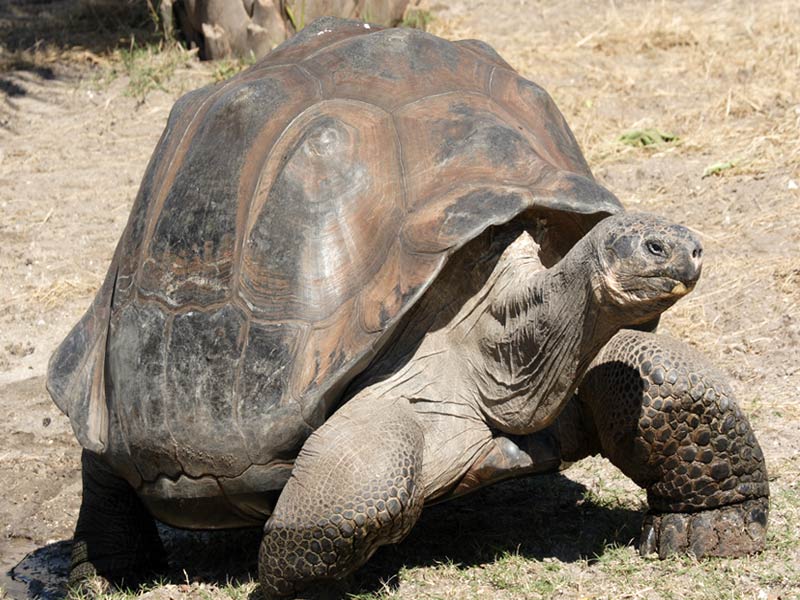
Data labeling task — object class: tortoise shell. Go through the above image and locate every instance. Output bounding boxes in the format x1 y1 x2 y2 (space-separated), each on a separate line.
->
48 17 622 522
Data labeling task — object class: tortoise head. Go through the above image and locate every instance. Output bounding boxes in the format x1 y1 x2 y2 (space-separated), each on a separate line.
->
589 213 703 323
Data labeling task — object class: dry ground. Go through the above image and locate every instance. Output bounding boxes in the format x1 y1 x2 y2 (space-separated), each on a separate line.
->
1 0 798 598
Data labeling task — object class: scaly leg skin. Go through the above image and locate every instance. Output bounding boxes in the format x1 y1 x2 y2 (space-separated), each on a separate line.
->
69 450 167 592
258 398 425 599
575 330 769 558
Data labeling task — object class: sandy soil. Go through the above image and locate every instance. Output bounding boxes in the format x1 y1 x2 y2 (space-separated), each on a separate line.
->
1 0 798 598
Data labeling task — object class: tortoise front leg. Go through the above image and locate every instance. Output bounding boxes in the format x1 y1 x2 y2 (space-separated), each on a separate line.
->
576 330 769 558
258 397 425 599
70 450 167 590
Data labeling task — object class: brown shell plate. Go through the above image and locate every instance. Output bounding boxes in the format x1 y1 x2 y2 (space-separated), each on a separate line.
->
47 17 622 509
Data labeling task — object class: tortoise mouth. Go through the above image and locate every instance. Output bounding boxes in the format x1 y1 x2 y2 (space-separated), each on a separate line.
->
639 275 697 299
666 279 694 297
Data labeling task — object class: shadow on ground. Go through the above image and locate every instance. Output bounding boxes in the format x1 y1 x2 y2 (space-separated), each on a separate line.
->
2 472 643 599
0 0 158 58
0 1 159 127
354 472 643 595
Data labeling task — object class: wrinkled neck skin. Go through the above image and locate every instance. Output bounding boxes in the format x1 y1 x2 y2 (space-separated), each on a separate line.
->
463 233 625 435
358 228 631 439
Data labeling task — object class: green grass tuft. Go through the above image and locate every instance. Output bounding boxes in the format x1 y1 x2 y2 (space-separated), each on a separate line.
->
619 128 679 146
702 160 736 177
211 54 257 83
113 38 189 102
402 9 434 30
285 1 308 32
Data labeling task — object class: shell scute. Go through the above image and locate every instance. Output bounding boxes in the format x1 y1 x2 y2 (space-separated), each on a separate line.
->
239 320 312 464
302 27 494 109
394 93 550 206
402 186 528 255
137 73 300 308
241 99 404 323
114 87 209 309
107 301 176 482
357 242 441 334
165 304 249 478
490 69 592 176
293 295 377 425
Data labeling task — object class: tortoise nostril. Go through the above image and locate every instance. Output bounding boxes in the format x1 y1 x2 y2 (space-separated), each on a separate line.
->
692 245 703 260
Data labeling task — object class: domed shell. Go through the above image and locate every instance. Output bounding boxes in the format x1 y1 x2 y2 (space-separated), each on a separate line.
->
48 17 622 513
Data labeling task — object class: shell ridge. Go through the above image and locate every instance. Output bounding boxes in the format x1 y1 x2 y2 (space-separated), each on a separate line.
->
297 23 382 66
387 111 410 211
136 84 233 294
293 63 325 98
392 89 491 114
486 65 497 98
136 64 301 302
453 38 516 72
141 455 297 484
230 65 324 304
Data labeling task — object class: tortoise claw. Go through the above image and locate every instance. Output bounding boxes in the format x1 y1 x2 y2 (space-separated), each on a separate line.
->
67 568 112 599
640 497 769 559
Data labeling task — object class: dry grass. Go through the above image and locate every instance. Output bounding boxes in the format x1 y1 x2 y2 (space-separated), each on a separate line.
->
429 0 800 175
30 280 101 311
108 41 198 102
2 2 798 599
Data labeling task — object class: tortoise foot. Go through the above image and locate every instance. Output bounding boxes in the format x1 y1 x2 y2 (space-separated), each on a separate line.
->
69 539 167 591
70 451 168 590
640 496 768 559
259 398 424 599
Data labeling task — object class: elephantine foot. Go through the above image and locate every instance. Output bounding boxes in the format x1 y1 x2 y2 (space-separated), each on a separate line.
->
67 569 112 599
640 497 768 559
69 451 168 590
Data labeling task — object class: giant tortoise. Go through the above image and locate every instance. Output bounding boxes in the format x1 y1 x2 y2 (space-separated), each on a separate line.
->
48 17 769 598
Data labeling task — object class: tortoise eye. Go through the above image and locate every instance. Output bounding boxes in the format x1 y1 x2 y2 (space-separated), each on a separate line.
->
646 240 668 257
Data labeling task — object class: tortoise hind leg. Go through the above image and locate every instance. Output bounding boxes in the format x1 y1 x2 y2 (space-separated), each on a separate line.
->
258 397 424 599
70 450 167 590
576 329 769 558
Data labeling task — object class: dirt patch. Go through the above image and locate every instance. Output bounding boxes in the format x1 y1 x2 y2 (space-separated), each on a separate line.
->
1 0 798 598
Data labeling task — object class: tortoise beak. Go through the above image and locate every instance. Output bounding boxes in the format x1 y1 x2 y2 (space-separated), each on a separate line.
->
670 281 692 297
670 237 703 294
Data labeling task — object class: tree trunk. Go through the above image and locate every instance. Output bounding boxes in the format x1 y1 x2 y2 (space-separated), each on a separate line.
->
161 0 420 60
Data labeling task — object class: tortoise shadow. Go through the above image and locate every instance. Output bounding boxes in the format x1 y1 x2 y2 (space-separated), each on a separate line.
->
353 472 643 594
158 471 644 596
1 473 643 599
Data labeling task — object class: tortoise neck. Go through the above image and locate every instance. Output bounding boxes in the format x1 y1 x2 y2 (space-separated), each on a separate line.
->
472 234 620 435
